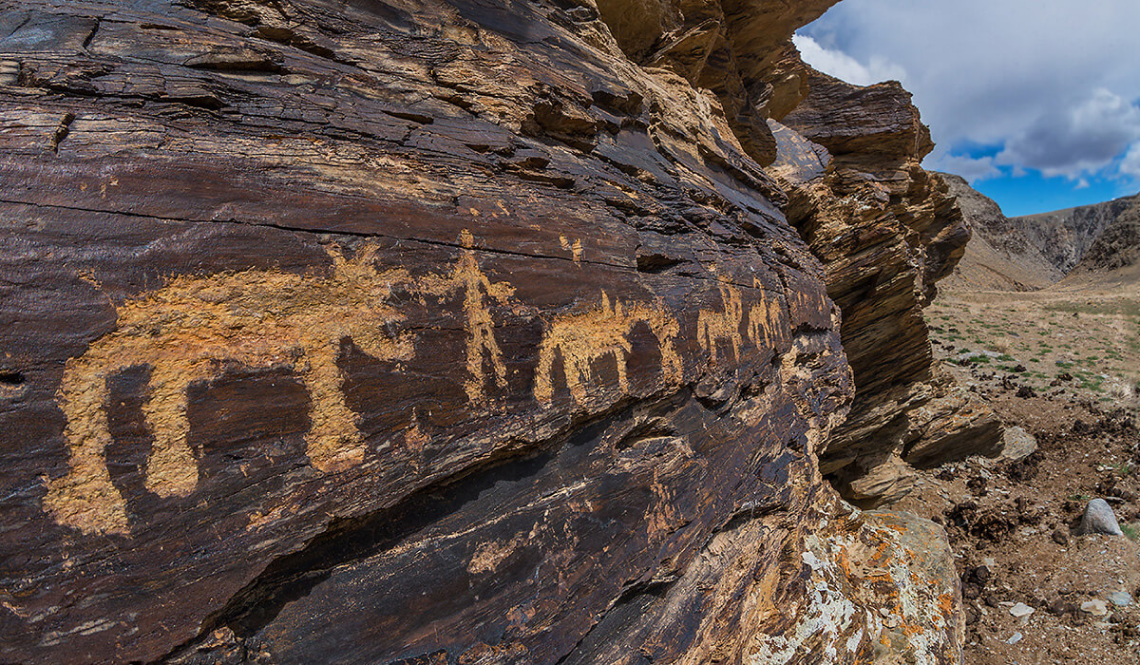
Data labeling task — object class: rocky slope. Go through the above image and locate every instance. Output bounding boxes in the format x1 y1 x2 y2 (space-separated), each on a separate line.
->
938 175 1140 292
0 0 965 662
938 174 1061 291
1068 195 1140 280
1013 194 1138 275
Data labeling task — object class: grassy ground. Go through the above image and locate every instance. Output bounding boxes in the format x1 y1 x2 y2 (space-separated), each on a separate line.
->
927 289 1140 403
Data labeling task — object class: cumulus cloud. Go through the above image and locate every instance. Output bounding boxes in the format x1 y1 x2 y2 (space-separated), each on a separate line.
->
791 34 906 87
798 0 1140 183
927 153 999 183
1119 143 1140 179
995 89 1140 178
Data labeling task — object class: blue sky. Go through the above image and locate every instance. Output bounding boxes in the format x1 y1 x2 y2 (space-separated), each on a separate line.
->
794 0 1140 217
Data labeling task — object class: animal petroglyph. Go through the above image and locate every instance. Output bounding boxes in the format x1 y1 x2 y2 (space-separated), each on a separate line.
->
747 278 785 350
535 292 682 406
697 278 745 364
420 230 515 404
44 245 413 535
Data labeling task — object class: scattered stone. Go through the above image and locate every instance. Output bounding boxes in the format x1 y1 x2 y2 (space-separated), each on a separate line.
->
1108 591 1133 607
1016 385 1036 399
1076 498 1124 536
1005 632 1023 645
1001 426 1038 462
1081 600 1109 616
1009 602 1035 618
1051 528 1070 546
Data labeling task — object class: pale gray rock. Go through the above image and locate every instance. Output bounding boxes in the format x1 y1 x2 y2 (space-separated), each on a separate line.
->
1108 591 1133 607
1009 602 1034 618
1077 499 1124 536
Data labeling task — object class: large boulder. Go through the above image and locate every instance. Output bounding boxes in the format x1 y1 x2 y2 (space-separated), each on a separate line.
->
771 71 1001 503
0 0 962 662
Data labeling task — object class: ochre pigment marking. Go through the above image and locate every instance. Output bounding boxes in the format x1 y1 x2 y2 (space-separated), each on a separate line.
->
44 245 413 535
420 230 514 404
747 278 784 350
697 277 744 364
559 235 583 263
534 292 681 406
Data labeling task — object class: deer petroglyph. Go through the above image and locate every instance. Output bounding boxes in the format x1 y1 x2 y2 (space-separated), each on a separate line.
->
535 292 682 406
44 244 413 535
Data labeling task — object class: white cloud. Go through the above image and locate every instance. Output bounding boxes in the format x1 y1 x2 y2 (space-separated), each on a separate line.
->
791 34 906 87
1120 142 1140 179
798 0 1140 183
927 153 999 183
995 89 1140 179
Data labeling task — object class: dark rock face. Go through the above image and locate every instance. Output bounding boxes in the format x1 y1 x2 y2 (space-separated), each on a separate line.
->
0 0 963 662
771 71 1000 503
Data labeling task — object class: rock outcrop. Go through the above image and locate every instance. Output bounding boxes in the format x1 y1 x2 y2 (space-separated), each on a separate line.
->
0 0 964 662
1014 194 1138 275
1070 195 1140 277
768 71 1000 503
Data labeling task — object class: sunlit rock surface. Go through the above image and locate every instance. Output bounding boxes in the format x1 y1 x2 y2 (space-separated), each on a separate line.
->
770 70 1001 504
0 1 962 662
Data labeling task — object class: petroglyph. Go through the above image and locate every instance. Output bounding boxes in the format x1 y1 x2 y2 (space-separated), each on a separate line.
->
420 230 515 404
44 245 413 535
747 278 785 350
42 229 785 538
697 277 745 364
535 292 682 406
559 235 583 263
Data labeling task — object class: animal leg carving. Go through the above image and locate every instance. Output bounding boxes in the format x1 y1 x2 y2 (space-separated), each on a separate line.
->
143 360 213 498
44 356 129 535
301 340 365 472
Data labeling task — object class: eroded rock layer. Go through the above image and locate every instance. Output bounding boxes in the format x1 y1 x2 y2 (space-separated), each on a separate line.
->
0 0 961 662
769 70 1000 503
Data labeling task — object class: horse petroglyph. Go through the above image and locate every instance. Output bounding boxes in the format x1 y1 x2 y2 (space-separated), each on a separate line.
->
44 245 413 535
534 292 682 406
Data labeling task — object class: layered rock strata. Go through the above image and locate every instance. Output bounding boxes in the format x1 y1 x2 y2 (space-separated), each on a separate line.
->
0 0 962 662
768 71 1001 503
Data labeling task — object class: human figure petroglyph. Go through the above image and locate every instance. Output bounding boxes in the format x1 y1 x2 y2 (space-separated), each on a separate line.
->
419 230 515 404
534 292 682 406
44 245 413 535
697 277 745 364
